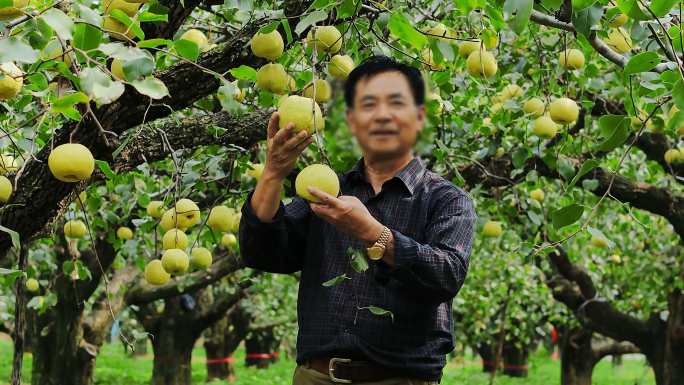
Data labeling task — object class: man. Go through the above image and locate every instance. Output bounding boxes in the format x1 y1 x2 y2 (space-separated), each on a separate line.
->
239 55 476 385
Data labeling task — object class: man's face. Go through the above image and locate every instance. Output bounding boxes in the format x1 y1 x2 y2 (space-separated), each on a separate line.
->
346 72 426 161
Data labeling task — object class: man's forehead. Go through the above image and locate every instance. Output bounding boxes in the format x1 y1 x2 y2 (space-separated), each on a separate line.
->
355 71 412 97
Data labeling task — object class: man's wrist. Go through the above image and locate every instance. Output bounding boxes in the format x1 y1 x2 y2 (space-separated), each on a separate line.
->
361 221 385 248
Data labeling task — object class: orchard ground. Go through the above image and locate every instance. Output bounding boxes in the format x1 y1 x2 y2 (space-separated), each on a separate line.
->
0 336 655 385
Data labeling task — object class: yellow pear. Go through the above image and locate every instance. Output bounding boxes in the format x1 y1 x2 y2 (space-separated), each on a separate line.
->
480 29 498 49
286 75 296 92
162 249 189 275
123 0 153 4
668 106 684 134
458 40 484 59
500 84 523 99
609 254 621 264
26 278 39 292
303 79 331 104
161 209 187 232
146 201 166 218
218 80 246 103
328 55 355 79
246 163 264 181
251 30 284 61
103 16 140 41
465 51 497 78
277 94 289 108
163 228 188 250
591 236 608 249
559 49 585 70
0 62 23 100
524 98 545 116
64 220 87 238
278 95 324 135
664 149 683 164
256 63 287 94
530 188 544 202
0 175 11 202
78 191 86 204
295 164 339 203
42 47 73 70
483 221 502 236
602 28 632 53
201 43 217 53
0 155 19 174
180 29 208 46
144 259 170 285
110 59 125 80
231 213 241 232
533 116 558 139
421 49 446 70
48 143 95 182
609 13 628 28
0 0 28 20
117 227 133 240
190 247 212 269
173 199 200 228
424 23 453 42
307 26 342 53
221 233 237 247
206 206 235 232
103 0 139 16
549 98 579 125
496 147 505 157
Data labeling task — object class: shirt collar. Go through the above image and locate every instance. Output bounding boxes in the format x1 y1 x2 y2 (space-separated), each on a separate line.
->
345 156 425 195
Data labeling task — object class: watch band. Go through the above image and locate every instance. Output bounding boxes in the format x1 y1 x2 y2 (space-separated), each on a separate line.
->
375 226 391 248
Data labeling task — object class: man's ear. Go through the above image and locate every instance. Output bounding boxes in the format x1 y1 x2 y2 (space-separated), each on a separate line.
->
416 105 427 133
346 108 356 136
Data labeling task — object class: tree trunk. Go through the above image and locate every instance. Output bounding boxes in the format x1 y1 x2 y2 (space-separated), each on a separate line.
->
502 341 529 378
204 317 236 382
559 327 594 385
131 337 148 357
245 329 272 369
475 341 497 373
658 289 684 385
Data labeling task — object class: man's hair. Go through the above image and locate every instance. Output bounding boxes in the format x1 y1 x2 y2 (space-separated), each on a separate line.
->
343 55 425 108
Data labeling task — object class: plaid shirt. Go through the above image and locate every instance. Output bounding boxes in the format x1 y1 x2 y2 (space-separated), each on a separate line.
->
239 157 476 382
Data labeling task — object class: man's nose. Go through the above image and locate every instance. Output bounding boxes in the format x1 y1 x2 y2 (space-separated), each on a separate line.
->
374 102 392 122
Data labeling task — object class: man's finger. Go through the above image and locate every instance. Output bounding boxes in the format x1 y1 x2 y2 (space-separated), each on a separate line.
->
273 122 296 144
284 130 309 151
307 186 340 207
267 112 280 140
296 136 315 152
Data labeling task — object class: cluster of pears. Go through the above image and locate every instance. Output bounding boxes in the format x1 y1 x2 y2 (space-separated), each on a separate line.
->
602 13 632 53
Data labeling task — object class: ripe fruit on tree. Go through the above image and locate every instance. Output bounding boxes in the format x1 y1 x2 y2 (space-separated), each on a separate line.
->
424 23 453 42
246 163 264 181
77 191 86 204
466 51 497 78
117 227 133 240
427 93 443 114
295 164 340 203
65 220 87 238
524 98 545 116
559 49 585 70
232 213 241 232
103 0 139 16
303 79 331 104
307 26 342 53
145 259 170 285
329 55 354 79
668 106 684 134
610 254 621 264
0 0 28 20
549 98 579 125
103 16 140 41
146 201 166 218
664 149 683 164
162 249 189 275
421 49 445 70
180 29 208 47
173 199 201 228
458 40 484 59
48 143 95 182
207 206 235 232
123 0 153 4
500 84 523 100
609 13 628 28
0 62 23 100
0 176 12 202
530 188 544 202
286 75 296 92
278 95 325 135
496 147 504 157
591 236 608 249
161 209 188 232
603 28 632 53
26 278 39 292
533 116 558 139
0 155 19 175
44 48 72 70
257 63 287 94
190 247 212 269
483 221 502 236
201 43 217 53
111 59 125 80
163 228 189 250
221 233 237 247
250 30 284 61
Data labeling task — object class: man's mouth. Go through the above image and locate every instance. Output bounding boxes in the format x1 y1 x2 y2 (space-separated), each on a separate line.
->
370 129 398 136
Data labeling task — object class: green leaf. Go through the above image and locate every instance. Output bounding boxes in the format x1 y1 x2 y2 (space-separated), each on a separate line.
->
137 193 151 208
51 92 89 114
512 148 529 169
294 10 328 36
582 179 599 191
456 0 477 16
121 55 155 81
0 268 24 278
322 274 350 287
0 225 19 249
94 160 116 179
138 12 168 22
230 65 257 82
527 211 543 225
650 0 679 17
258 21 280 34
571 0 596 11
41 9 75 40
595 115 630 152
73 24 104 61
620 202 651 234
624 52 661 75
616 0 652 21
368 306 394 322
76 260 92 280
282 18 293 45
568 159 599 190
73 4 103 27
0 36 41 63
485 6 506 32
174 39 199 61
571 3 603 37
347 247 369 273
337 0 359 18
551 204 584 230
668 111 684 133
137 39 173 48
673 80 684 111
92 81 125 106
62 260 75 275
587 226 616 250
131 77 169 99
389 13 427 49
558 158 575 181
503 0 533 35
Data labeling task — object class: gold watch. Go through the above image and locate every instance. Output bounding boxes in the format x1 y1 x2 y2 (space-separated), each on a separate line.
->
367 226 391 260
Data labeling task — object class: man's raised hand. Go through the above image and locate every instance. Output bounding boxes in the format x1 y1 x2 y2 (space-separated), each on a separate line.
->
264 112 314 181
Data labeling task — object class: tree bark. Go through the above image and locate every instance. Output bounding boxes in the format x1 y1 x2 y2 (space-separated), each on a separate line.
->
476 341 497 373
245 329 272 369
203 305 251 382
502 341 529 378
559 327 594 385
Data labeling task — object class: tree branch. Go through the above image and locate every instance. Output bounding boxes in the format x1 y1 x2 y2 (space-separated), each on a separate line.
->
592 341 641 363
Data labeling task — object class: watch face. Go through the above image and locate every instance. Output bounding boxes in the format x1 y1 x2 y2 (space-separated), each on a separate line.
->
368 247 383 260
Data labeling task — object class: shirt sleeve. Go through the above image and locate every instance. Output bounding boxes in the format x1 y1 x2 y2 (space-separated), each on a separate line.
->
238 191 311 274
375 192 476 304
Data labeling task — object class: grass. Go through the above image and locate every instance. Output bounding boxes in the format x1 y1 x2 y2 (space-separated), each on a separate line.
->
0 339 655 384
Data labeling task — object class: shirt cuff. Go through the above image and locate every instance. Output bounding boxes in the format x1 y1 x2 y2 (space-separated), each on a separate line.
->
240 191 287 230
374 230 417 285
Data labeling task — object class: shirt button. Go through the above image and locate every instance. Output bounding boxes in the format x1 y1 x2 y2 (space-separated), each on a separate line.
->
350 295 356 300
344 327 350 332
